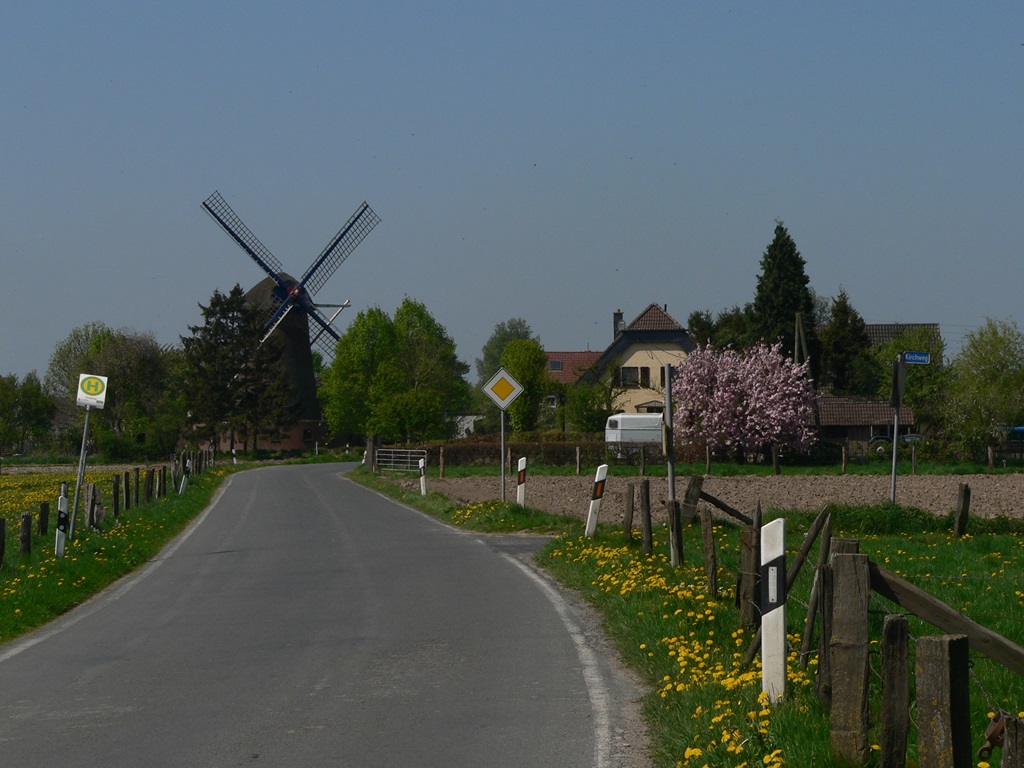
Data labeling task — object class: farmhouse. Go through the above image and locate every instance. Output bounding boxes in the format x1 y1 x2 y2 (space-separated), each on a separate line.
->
566 304 696 414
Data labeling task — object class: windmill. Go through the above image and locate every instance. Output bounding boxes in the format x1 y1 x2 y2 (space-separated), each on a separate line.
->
201 190 380 423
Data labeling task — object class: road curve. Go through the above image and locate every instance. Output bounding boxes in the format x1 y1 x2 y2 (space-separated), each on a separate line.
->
0 463 642 767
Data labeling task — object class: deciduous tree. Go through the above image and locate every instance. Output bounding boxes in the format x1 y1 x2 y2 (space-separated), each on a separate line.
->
475 318 534 387
322 299 470 443
499 338 549 433
672 343 816 465
564 380 616 434
44 322 182 457
945 318 1024 457
869 325 948 433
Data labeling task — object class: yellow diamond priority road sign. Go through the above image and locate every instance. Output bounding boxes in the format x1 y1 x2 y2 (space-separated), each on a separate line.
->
484 367 523 410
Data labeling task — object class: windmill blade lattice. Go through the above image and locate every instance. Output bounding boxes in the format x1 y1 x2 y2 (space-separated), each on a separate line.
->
300 202 380 295
201 191 286 284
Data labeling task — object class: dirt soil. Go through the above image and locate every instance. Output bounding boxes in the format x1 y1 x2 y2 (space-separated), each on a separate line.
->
429 472 1024 525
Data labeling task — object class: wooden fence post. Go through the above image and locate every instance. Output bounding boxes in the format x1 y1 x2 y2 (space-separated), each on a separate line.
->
1003 716 1023 768
880 614 910 768
123 470 131 510
20 513 32 555
829 552 871 765
954 483 970 538
623 482 635 543
112 474 121 518
737 527 760 628
640 478 652 555
0 518 5 565
916 634 971 768
816 562 833 708
800 512 832 668
681 475 702 526
134 467 140 507
674 475 703 566
699 506 718 598
439 446 445 479
38 501 49 536
83 482 94 528
817 539 859 708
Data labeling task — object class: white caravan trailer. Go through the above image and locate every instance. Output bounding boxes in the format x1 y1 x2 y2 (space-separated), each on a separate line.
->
605 413 664 455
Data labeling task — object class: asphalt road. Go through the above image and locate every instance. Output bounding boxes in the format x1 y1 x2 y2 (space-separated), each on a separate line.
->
0 463 635 767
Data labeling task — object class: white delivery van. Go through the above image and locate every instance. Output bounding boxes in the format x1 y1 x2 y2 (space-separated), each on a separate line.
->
605 413 665 455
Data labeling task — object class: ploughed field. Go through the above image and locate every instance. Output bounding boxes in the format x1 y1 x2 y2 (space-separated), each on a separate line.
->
427 472 1024 525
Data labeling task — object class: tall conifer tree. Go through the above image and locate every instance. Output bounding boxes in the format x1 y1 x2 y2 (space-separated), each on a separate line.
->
751 222 819 378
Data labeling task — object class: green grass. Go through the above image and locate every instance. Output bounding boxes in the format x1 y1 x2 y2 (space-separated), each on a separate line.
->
357 465 1024 768
353 467 585 535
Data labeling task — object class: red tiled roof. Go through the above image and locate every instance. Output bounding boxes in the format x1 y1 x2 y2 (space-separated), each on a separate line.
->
624 303 684 333
546 351 602 384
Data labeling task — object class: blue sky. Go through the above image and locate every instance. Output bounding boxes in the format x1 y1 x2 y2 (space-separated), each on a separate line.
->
3 2 1022 380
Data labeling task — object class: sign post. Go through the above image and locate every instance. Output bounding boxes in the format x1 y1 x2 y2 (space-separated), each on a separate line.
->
483 368 523 502
664 364 682 567
890 352 930 503
70 375 108 539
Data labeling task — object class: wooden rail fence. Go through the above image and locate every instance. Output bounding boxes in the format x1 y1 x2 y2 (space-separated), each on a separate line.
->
620 475 1023 768
1 449 215 567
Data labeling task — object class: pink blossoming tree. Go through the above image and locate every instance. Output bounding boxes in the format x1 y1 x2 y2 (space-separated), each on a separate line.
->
672 342 817 466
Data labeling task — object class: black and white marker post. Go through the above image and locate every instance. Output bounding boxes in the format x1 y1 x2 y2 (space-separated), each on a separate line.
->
419 458 427 496
516 457 527 506
584 464 609 538
760 517 787 703
55 482 69 558
178 459 191 495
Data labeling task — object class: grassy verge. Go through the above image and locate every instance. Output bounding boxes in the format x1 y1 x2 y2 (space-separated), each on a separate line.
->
0 464 237 645
353 465 1024 768
353 467 586 536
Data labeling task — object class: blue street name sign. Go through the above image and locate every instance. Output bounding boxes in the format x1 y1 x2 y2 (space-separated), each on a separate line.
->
903 351 931 365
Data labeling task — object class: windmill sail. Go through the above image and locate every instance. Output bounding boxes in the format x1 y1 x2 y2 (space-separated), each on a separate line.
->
202 192 286 284
300 202 380 295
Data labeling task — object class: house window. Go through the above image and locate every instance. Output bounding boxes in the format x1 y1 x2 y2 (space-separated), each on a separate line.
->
619 366 650 388
549 360 563 371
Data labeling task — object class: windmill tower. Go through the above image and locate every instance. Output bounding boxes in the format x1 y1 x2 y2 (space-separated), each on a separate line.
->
201 191 380 439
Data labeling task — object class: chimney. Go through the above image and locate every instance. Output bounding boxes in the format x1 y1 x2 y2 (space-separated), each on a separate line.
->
613 309 624 339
